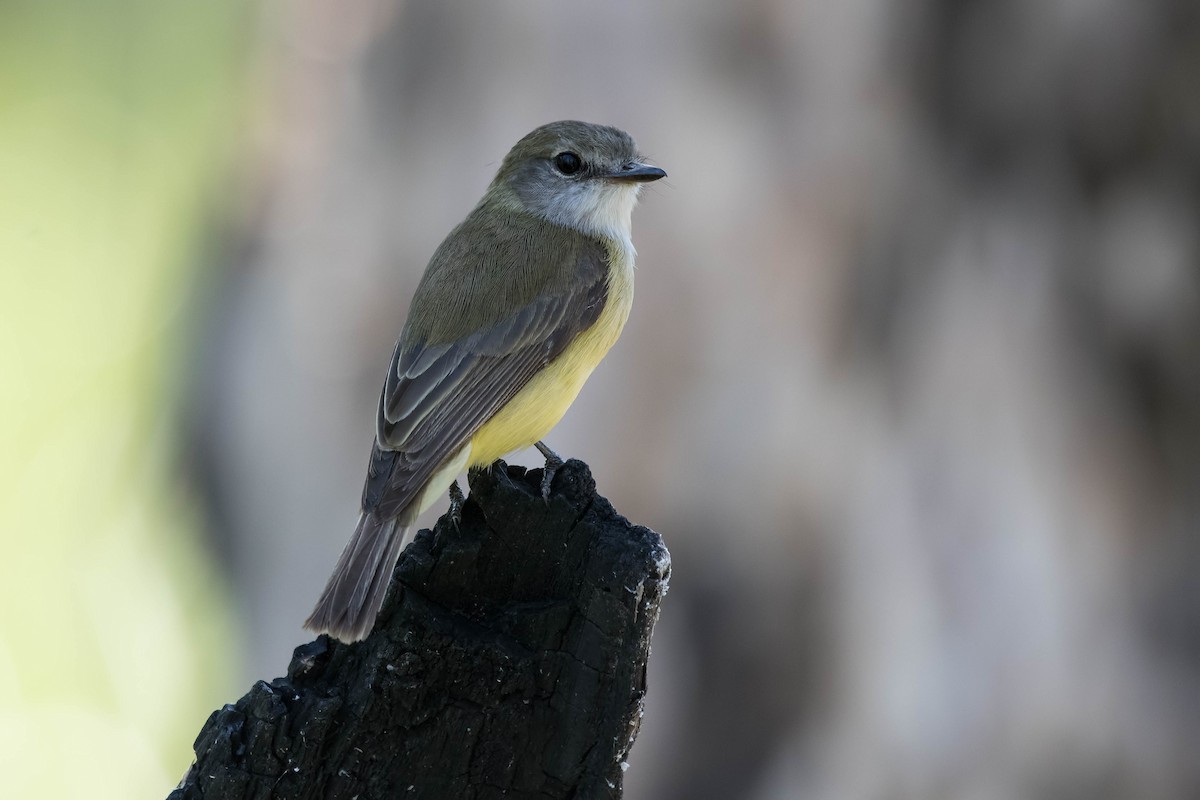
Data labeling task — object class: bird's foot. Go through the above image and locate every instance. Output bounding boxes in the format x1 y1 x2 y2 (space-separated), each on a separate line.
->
467 462 496 484
534 440 563 502
448 479 465 530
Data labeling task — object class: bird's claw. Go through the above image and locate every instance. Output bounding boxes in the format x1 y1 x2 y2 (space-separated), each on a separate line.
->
534 440 563 503
448 479 465 530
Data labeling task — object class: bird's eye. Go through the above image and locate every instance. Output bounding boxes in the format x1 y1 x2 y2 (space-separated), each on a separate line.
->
553 152 583 175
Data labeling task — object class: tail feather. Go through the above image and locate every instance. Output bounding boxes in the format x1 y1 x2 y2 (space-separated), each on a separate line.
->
304 513 414 642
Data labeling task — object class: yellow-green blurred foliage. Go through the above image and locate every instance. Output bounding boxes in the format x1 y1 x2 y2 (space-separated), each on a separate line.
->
0 2 252 794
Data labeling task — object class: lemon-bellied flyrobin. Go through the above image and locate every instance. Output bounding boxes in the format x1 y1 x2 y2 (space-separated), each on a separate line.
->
304 121 666 642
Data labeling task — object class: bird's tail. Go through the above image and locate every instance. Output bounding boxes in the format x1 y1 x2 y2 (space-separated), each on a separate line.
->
304 513 413 642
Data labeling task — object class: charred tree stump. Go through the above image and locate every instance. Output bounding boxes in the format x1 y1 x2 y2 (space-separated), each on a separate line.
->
170 459 670 800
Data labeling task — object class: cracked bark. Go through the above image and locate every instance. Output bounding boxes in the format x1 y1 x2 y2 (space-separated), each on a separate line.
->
170 459 670 800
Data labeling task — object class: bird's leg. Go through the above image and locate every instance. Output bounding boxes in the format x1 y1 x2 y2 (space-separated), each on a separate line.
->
534 440 563 502
448 479 465 530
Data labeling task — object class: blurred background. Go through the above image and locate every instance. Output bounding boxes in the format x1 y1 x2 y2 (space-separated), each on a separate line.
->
2 0 1198 797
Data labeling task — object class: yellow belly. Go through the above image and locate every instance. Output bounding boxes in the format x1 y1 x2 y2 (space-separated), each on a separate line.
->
468 245 633 466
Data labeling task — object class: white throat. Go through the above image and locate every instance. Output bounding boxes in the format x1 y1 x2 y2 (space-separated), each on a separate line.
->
545 182 640 252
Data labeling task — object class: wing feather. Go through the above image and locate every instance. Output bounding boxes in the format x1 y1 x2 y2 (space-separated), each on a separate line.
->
360 230 609 522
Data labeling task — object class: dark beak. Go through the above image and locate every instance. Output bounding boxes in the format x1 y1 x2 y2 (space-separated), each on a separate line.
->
608 162 667 183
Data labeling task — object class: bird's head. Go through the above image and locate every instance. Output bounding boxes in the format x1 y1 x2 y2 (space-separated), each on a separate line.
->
486 120 666 241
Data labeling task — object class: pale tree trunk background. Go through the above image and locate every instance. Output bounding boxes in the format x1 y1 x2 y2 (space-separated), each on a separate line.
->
186 1 1200 798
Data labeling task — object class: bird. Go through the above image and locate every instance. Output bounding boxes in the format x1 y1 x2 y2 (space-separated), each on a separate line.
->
304 120 666 642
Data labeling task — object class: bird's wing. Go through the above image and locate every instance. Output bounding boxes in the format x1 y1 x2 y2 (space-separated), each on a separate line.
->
360 239 610 520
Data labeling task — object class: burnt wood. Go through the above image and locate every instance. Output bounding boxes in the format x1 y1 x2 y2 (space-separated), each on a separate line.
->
170 459 670 800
